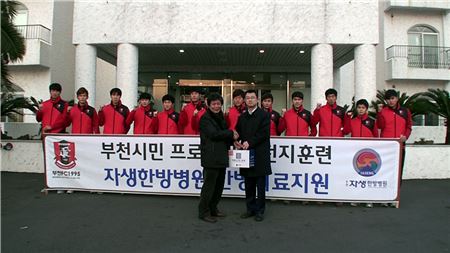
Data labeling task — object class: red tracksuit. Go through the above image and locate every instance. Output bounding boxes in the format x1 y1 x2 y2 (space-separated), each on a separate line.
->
126 105 158 134
98 101 130 134
264 107 282 136
156 109 180 134
226 105 246 130
312 104 345 137
36 97 69 133
67 103 100 134
343 114 378 137
377 105 412 139
179 101 206 135
279 106 317 136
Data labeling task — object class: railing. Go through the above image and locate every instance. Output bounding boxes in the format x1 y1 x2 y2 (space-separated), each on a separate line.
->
386 45 450 69
15 25 51 44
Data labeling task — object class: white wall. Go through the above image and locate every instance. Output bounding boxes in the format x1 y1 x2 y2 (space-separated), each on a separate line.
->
19 0 54 29
95 58 117 109
73 1 378 44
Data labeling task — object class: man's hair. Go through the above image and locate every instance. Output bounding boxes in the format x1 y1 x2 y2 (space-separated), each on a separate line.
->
261 93 273 101
325 88 337 97
385 89 398 99
162 94 175 104
356 99 369 109
292 91 304 100
138 92 152 101
76 87 89 96
110 88 122 96
233 89 245 99
49 83 62 92
207 93 223 106
245 89 258 98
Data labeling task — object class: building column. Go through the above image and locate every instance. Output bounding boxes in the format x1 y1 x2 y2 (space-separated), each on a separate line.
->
75 44 97 106
354 44 377 103
444 11 450 92
311 44 333 109
116 43 139 109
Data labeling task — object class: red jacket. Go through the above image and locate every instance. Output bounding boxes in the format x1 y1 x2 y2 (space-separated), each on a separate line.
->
279 106 317 136
179 101 207 135
377 105 412 139
226 105 247 130
312 103 345 137
67 103 99 134
156 108 180 134
126 105 158 134
36 97 68 133
98 101 130 134
263 107 282 136
343 113 378 138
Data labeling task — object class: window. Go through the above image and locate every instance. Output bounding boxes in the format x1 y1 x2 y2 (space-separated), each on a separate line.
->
407 25 439 68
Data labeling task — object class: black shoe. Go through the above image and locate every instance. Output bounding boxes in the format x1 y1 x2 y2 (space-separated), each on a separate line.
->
211 210 226 218
200 216 217 223
254 214 264 222
240 212 255 219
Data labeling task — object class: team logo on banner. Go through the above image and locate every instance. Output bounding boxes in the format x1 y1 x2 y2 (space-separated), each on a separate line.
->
54 140 77 169
353 149 381 177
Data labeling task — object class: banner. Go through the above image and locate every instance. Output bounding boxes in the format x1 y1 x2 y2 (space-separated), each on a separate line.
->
44 135 401 202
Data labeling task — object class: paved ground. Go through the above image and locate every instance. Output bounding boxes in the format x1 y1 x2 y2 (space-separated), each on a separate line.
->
1 172 449 253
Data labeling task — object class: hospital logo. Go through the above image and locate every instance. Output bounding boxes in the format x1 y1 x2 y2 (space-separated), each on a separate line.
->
54 140 77 169
353 149 381 177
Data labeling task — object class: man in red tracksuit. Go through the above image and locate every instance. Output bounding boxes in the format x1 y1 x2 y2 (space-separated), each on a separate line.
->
343 99 378 138
98 88 130 134
278 91 317 137
36 83 69 134
312 88 345 206
344 98 378 208
261 93 282 136
126 92 157 135
377 89 412 186
155 94 180 134
312 88 345 137
179 88 206 135
67 87 100 134
226 89 246 130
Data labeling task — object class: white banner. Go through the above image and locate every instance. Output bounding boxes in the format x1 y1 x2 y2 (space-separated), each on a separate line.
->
44 135 401 202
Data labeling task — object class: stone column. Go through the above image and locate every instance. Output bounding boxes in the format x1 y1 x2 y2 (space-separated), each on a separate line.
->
311 44 333 109
354 44 377 103
116 43 139 109
74 44 97 106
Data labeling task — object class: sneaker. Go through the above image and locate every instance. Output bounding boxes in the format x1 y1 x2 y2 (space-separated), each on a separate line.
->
350 202 358 207
390 203 397 208
200 216 217 223
302 201 310 205
381 203 389 207
335 202 344 207
240 212 255 219
254 214 264 222
57 190 64 194
211 210 226 218
366 203 373 208
66 190 73 194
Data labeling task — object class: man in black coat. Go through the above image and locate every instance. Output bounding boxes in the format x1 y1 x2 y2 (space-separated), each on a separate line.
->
198 93 239 223
235 90 272 222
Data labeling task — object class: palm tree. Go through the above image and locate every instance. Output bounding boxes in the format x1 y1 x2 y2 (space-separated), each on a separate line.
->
1 0 26 90
412 89 450 144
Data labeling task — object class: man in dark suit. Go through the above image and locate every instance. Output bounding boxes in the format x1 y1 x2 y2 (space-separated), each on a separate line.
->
235 90 272 222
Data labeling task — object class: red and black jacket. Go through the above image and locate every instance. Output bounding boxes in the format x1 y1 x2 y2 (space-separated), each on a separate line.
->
312 103 345 137
98 101 130 134
343 113 378 138
126 105 158 134
263 107 282 136
226 104 247 130
36 96 69 133
179 101 207 135
67 102 100 134
156 108 180 135
279 106 317 136
377 105 412 139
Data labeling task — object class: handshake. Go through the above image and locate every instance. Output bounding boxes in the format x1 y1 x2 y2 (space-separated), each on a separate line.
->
231 130 249 150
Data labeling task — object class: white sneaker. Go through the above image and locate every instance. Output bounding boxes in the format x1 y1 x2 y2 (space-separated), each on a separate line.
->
57 190 64 194
381 203 389 207
366 203 373 208
350 202 358 207
66 190 73 194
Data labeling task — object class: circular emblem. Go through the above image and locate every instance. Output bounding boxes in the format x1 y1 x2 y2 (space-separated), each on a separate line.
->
353 149 382 177
171 114 176 119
